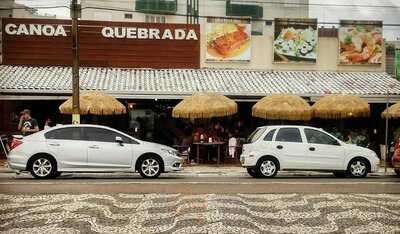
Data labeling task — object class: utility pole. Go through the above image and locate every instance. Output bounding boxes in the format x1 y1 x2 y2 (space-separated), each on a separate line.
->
70 0 81 124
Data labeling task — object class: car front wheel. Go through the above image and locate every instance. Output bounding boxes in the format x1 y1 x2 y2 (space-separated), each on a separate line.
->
138 156 162 178
247 168 259 178
395 169 400 177
30 156 57 179
256 158 278 178
347 158 369 178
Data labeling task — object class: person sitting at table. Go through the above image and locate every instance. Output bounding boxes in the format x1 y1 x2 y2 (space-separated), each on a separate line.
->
212 122 226 141
193 125 208 143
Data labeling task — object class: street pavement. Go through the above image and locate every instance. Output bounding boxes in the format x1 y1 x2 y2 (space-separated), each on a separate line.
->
0 192 399 233
0 170 399 233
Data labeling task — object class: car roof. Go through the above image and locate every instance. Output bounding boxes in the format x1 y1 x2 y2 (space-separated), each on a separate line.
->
258 125 324 131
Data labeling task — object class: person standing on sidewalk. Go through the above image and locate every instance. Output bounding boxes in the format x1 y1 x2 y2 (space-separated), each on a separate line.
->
17 109 39 136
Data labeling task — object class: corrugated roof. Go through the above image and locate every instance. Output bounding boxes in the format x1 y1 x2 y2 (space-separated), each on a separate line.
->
0 65 399 99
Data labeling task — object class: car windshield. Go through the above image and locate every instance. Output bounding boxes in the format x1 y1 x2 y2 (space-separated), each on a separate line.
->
247 128 266 143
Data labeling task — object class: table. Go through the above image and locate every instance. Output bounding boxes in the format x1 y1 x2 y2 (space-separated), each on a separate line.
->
192 141 225 166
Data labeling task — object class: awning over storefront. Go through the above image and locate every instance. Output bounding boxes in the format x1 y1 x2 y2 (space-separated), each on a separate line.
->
0 65 399 103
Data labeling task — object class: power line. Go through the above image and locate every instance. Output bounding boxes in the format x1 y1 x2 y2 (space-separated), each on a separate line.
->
213 0 400 9
0 6 69 10
2 4 400 27
81 6 400 27
13 0 400 9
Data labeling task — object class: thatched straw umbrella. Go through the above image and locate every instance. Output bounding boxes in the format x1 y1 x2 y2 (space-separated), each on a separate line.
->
381 102 400 119
312 94 370 119
252 94 312 121
172 92 237 119
59 91 126 115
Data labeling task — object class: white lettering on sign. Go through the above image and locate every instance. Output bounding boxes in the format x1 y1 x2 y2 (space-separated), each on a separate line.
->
100 26 198 40
5 24 67 36
5 23 198 40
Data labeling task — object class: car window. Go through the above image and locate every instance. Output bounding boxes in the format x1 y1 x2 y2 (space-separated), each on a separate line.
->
304 128 339 146
83 127 136 144
45 127 83 140
264 129 276 141
247 128 266 143
275 128 302 143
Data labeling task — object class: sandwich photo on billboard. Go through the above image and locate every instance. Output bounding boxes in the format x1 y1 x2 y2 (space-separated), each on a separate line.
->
339 20 383 65
206 22 251 61
273 18 318 63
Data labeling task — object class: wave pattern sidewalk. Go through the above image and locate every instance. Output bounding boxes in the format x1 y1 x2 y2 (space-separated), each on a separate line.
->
0 193 399 233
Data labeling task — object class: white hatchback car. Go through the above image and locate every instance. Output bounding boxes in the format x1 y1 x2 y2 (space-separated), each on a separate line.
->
7 124 183 179
241 125 379 178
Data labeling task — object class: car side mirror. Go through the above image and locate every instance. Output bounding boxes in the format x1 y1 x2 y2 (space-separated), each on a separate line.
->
115 136 123 145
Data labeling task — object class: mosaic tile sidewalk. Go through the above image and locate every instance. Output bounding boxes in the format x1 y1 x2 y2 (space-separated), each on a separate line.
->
0 193 399 233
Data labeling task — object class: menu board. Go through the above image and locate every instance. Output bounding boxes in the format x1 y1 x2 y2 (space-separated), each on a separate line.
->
206 22 251 61
338 20 383 65
273 18 318 63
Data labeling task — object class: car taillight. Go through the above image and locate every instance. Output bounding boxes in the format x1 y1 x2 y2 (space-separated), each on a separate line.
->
10 138 23 150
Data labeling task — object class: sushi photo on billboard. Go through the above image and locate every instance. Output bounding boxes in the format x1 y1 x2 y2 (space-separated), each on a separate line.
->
206 22 251 61
396 49 400 81
273 18 318 63
338 20 383 65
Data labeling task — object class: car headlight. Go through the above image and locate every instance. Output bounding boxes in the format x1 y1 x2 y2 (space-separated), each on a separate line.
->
161 148 179 157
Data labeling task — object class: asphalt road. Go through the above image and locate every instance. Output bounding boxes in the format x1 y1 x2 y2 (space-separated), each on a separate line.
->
0 172 399 194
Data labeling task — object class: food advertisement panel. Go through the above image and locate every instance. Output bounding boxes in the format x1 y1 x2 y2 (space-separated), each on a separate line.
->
338 20 383 65
273 18 318 63
206 22 251 61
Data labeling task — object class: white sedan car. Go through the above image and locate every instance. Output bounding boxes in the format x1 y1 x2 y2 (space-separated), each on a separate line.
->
7 124 183 179
241 125 379 178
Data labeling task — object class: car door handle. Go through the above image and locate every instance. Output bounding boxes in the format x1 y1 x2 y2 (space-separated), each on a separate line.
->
277 145 283 149
49 143 60 146
89 145 99 149
309 147 316 151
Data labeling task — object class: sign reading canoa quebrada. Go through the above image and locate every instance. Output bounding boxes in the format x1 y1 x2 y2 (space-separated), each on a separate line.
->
2 18 200 68
5 23 199 41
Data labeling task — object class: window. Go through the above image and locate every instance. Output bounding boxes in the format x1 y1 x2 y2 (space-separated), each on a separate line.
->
45 127 83 141
304 129 339 146
124 13 133 19
247 128 266 143
264 129 276 141
145 14 166 23
83 127 136 144
275 128 302 143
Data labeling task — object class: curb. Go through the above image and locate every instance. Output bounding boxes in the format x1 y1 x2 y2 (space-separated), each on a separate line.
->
0 167 396 177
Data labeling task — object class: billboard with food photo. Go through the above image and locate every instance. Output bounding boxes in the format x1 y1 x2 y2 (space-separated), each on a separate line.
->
339 20 383 65
206 22 251 61
273 18 318 63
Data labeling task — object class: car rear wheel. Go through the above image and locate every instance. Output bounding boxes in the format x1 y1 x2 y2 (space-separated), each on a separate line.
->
138 157 162 178
247 168 259 178
347 158 369 178
395 169 400 177
256 157 278 178
30 156 57 179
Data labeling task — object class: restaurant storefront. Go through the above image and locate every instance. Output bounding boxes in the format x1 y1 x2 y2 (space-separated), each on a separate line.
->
1 18 400 163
